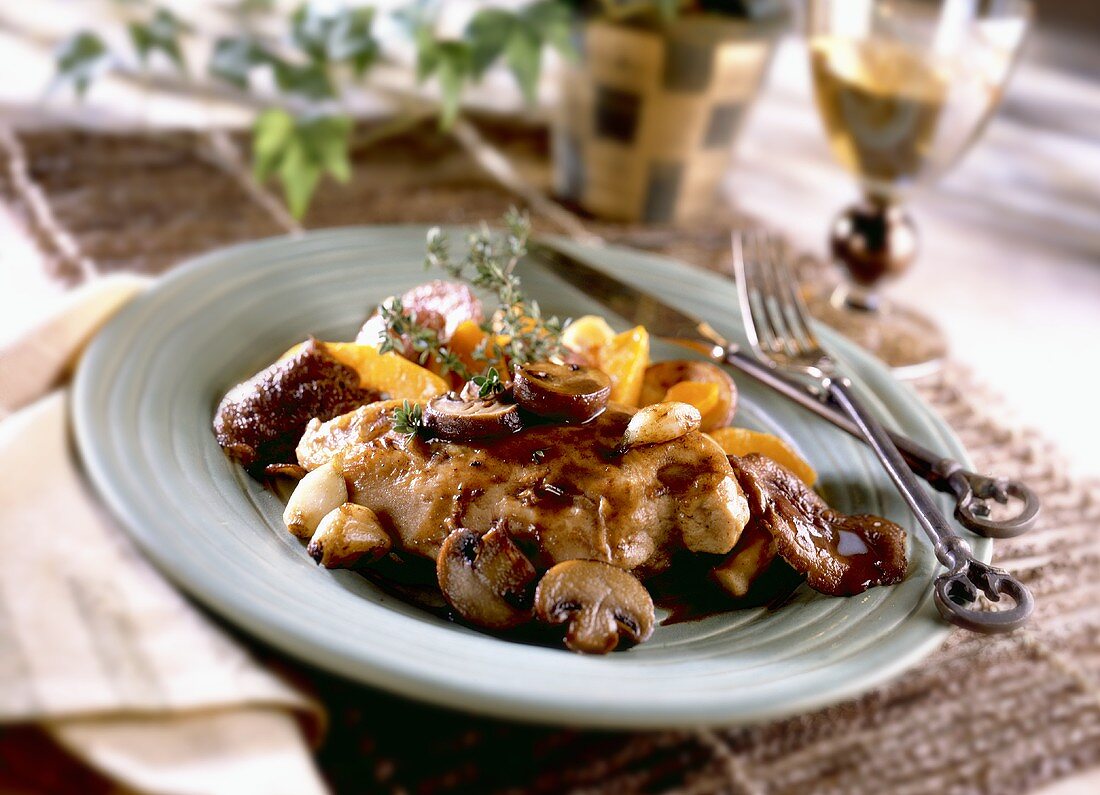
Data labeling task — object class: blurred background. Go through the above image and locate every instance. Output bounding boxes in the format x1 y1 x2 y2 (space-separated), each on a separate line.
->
2 0 1096 477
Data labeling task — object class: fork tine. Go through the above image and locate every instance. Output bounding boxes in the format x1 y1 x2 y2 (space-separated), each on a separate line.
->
745 233 786 356
756 234 801 358
733 232 770 355
771 243 820 354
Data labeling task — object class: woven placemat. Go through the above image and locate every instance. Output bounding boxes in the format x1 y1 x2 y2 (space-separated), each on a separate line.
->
3 121 1098 795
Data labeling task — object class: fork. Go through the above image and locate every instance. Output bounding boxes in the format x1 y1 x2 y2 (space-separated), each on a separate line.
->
733 231 1034 634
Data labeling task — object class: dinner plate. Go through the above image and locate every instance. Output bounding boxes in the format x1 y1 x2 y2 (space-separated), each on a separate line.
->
73 227 990 728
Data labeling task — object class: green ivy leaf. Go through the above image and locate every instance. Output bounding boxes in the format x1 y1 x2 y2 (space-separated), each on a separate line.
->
128 7 191 72
413 25 440 82
54 31 110 98
522 0 575 56
209 37 265 90
432 42 471 129
414 29 471 129
237 0 275 13
291 4 332 63
252 109 352 218
291 4 377 75
272 59 334 99
504 27 541 104
327 7 378 76
465 9 515 76
464 1 576 105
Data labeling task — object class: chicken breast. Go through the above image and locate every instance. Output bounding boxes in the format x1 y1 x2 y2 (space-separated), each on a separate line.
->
297 401 751 575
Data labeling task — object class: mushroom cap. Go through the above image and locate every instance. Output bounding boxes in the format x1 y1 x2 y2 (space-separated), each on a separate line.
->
534 560 655 654
512 361 611 423
424 393 523 442
437 526 537 629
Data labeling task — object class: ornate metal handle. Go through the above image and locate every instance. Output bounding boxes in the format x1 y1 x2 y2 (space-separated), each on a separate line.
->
943 466 1040 539
933 542 1035 633
715 348 1041 540
830 380 1034 634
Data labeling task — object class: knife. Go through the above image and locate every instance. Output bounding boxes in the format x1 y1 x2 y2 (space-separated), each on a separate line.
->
525 240 1039 540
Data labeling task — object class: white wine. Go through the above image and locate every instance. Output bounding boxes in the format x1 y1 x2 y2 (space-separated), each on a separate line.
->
809 35 1008 196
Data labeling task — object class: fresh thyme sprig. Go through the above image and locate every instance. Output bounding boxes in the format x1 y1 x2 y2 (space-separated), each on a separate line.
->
470 367 505 398
391 400 424 439
377 297 470 379
425 208 569 369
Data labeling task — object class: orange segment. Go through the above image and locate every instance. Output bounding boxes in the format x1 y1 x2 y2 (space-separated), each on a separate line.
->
280 340 447 402
707 427 817 487
447 320 487 374
596 325 649 407
662 381 720 417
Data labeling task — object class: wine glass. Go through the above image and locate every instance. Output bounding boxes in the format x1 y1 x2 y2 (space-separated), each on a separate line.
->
804 0 1032 376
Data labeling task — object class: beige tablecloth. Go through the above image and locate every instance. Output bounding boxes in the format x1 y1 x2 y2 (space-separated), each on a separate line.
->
0 275 327 795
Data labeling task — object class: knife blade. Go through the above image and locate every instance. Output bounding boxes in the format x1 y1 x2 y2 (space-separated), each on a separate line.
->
524 240 1038 539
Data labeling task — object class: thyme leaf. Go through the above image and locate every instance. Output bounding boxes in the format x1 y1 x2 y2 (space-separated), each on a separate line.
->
424 208 569 372
391 400 424 438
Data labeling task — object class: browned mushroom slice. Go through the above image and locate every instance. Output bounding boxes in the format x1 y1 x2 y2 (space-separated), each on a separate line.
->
423 393 523 442
214 338 379 476
711 521 778 598
308 503 392 569
640 360 738 432
513 361 611 423
534 560 655 654
437 526 537 629
728 454 907 596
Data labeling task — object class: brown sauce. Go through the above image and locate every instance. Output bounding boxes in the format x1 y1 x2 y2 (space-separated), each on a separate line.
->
647 554 804 626
352 548 803 646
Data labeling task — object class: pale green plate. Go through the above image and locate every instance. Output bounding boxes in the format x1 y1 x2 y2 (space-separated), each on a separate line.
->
72 228 989 728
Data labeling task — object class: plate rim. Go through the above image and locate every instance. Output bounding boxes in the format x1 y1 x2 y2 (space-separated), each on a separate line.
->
72 226 987 728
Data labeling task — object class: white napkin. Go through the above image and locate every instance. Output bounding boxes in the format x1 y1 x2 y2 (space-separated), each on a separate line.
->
0 275 328 795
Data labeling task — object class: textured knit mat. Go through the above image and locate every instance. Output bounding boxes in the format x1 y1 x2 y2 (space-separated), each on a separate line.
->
3 121 1099 795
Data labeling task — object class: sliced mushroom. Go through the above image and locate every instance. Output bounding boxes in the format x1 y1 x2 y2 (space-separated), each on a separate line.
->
437 526 537 629
619 402 701 452
283 461 347 539
308 503 392 569
424 393 523 442
728 454 908 596
534 560 655 654
458 378 514 402
640 360 737 432
711 522 777 598
512 361 611 423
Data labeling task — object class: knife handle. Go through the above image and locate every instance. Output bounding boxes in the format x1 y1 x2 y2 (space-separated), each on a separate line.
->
714 346 1039 539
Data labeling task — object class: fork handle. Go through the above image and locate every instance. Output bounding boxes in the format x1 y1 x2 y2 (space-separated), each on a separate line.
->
828 379 1034 634
715 347 1039 539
